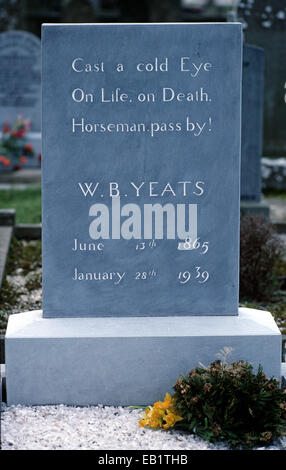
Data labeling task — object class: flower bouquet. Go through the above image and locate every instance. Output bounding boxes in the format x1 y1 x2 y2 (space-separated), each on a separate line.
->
0 117 37 171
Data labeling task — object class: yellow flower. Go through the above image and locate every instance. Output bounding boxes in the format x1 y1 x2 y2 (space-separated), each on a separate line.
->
163 410 184 430
148 418 161 429
153 401 165 411
151 406 165 420
139 393 183 430
162 393 173 408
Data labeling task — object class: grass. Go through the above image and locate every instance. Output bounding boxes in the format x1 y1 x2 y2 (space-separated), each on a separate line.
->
263 190 286 199
0 185 41 223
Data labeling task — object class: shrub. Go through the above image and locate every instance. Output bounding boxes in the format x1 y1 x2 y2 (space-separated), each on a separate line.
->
240 214 284 301
0 117 36 170
172 360 286 449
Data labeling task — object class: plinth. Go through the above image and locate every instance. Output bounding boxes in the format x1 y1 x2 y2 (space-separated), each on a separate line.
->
5 308 281 406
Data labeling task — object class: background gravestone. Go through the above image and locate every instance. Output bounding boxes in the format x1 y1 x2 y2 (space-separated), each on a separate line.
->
0 30 41 132
0 30 41 167
238 0 286 157
240 44 264 203
42 23 241 318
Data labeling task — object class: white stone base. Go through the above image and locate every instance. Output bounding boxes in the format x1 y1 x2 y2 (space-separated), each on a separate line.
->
5 308 282 406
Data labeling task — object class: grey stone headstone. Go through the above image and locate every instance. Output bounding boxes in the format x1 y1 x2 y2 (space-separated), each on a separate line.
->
0 30 41 132
241 44 264 203
42 23 242 318
238 0 286 157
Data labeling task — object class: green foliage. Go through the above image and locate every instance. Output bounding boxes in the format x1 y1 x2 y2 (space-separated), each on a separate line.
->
240 214 285 301
0 185 42 224
173 360 286 449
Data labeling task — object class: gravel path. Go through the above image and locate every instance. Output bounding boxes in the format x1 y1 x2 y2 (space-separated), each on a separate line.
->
1 403 286 451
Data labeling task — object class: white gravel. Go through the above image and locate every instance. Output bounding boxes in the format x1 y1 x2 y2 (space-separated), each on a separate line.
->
1 403 286 451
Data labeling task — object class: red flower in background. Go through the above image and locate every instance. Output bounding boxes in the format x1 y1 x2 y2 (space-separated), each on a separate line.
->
0 155 11 167
24 143 33 153
19 156 27 164
3 125 10 133
17 129 26 138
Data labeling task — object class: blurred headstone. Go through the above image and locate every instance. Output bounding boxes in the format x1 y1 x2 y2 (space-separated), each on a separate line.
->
240 44 269 218
238 0 286 157
241 44 264 203
0 30 41 131
0 30 41 169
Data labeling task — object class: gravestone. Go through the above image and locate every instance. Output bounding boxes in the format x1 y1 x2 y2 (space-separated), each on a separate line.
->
0 30 41 168
240 43 269 217
5 24 281 406
42 23 241 318
0 30 41 130
241 44 264 203
238 0 286 157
